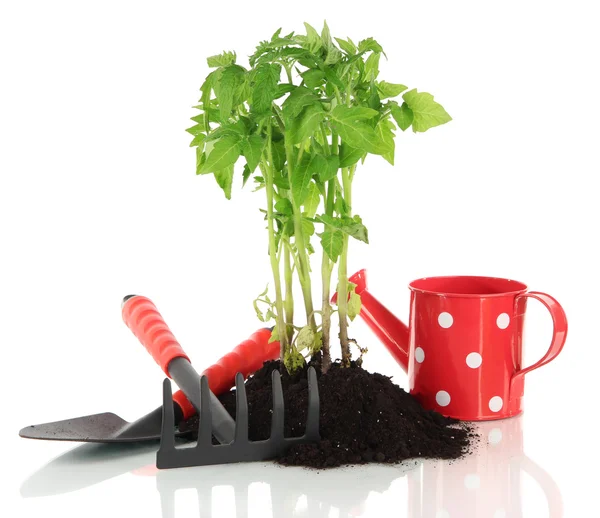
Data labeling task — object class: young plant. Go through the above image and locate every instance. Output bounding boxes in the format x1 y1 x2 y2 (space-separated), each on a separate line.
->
188 22 451 373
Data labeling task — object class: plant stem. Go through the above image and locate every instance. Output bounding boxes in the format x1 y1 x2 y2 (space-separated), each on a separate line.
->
337 165 353 367
284 143 317 332
263 124 288 361
337 86 356 368
320 178 336 373
283 63 294 84
320 128 338 373
283 236 294 343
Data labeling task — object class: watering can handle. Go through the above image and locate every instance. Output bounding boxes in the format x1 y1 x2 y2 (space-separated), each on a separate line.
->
519 455 564 518
510 292 568 401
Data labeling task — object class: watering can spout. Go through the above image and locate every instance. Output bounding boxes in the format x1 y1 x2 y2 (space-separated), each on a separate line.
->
334 269 410 373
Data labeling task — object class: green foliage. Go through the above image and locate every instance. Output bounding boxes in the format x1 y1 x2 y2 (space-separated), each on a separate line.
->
320 229 344 261
207 51 236 68
348 283 362 321
189 22 451 373
402 89 452 132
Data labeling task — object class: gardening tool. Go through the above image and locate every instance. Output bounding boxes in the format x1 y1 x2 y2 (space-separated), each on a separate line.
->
156 365 320 468
334 269 567 421
123 296 321 468
19 296 279 443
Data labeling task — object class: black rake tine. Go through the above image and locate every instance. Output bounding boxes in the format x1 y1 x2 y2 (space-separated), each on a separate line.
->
270 370 285 441
305 367 320 440
196 375 212 447
234 372 248 444
160 379 175 450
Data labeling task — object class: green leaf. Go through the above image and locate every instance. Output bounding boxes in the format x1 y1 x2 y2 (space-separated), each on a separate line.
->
320 230 344 262
190 113 205 124
242 164 251 186
358 37 383 54
330 105 390 155
368 80 381 110
218 65 245 121
339 144 365 167
253 299 265 322
207 51 236 68
271 140 286 172
318 214 369 243
321 21 332 47
325 46 343 65
323 67 345 91
364 51 380 81
241 135 265 173
377 81 408 99
303 22 322 54
391 102 414 131
195 146 206 175
375 118 396 165
275 83 295 99
214 164 234 200
322 22 342 65
199 134 241 174
334 185 350 216
348 291 362 321
288 103 325 145
251 63 281 114
335 37 357 55
273 173 290 189
205 121 247 142
269 323 280 344
189 133 206 148
186 124 204 136
402 89 452 132
333 105 379 121
275 198 293 216
200 70 218 109
319 154 340 182
292 153 326 207
284 347 305 374
302 219 315 237
282 86 319 122
296 325 315 352
301 69 325 88
303 181 321 217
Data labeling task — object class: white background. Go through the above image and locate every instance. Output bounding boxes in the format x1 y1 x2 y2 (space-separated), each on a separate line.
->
1 1 599 516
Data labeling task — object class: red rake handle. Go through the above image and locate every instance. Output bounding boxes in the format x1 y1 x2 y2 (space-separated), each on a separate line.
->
121 295 279 420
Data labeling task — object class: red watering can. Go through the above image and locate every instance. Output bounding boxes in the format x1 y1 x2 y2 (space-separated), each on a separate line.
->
338 270 568 421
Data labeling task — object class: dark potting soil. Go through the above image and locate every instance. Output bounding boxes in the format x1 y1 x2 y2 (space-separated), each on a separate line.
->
179 360 475 468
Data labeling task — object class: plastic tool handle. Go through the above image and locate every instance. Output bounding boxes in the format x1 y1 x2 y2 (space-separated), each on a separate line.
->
202 327 277 395
121 295 189 375
172 327 278 420
122 296 280 420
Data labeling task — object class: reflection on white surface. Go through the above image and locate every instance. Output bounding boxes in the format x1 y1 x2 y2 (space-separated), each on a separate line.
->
407 417 564 518
21 415 562 517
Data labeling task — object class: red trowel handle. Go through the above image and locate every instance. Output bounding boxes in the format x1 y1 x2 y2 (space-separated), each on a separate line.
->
121 295 279 419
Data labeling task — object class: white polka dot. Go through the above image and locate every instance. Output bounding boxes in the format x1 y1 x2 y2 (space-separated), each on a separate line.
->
466 352 482 369
496 313 510 329
436 390 451 407
415 347 425 363
488 428 503 445
489 396 504 412
438 312 453 328
464 474 481 490
494 510 506 518
436 510 450 518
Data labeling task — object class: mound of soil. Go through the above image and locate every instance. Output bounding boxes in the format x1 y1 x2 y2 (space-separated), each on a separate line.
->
179 360 475 468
